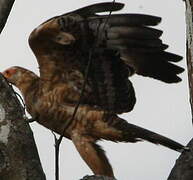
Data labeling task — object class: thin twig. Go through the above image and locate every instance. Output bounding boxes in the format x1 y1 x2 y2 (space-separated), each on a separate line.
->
52 131 60 180
53 1 116 179
54 48 93 180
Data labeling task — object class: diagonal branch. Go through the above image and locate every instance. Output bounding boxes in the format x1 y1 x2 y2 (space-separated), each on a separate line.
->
167 0 193 179
0 74 46 180
0 1 46 179
168 139 193 180
0 0 15 34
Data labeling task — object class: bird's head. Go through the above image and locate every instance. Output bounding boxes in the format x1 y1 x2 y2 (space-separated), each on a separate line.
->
2 66 38 92
2 66 23 85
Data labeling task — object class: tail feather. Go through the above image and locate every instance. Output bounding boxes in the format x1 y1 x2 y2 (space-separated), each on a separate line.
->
124 123 185 152
107 115 186 152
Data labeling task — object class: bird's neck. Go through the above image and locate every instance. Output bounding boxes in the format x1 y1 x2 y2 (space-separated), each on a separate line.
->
17 76 41 118
17 75 40 99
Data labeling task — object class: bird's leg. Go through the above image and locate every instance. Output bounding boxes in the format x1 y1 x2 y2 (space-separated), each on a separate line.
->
71 130 114 177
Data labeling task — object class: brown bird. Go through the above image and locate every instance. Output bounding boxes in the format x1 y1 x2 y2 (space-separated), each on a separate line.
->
2 2 187 178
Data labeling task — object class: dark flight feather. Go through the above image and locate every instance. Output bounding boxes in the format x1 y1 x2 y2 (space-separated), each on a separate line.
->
108 26 163 39
29 2 184 113
95 14 161 26
89 49 136 113
67 2 124 16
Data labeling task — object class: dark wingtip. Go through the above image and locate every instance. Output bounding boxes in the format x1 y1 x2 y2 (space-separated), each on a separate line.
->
172 76 182 83
162 52 183 62
174 55 183 61
176 66 185 74
157 76 182 84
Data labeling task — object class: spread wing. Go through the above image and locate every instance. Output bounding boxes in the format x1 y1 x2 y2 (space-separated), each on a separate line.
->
28 2 184 114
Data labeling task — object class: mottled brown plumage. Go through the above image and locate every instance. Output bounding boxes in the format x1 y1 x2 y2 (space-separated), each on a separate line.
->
2 2 186 178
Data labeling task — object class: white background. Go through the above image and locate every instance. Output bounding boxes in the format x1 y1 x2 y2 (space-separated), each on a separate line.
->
0 0 192 180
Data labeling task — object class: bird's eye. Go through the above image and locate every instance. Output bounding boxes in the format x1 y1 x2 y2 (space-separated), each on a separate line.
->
5 70 10 75
4 70 11 77
2 69 12 78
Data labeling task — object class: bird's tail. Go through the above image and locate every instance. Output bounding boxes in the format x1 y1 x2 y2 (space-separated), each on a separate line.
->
105 114 188 152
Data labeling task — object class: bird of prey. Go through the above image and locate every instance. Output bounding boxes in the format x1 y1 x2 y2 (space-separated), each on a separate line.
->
2 2 186 178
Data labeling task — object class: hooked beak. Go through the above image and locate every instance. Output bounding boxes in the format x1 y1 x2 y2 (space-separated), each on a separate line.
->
2 68 16 79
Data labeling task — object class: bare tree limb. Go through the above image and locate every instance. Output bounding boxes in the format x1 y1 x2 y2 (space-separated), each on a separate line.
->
185 0 193 124
0 75 46 180
0 0 46 179
167 0 193 179
168 139 193 180
0 0 15 34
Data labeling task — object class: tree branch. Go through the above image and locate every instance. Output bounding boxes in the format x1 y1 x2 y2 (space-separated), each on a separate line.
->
0 0 46 179
0 0 15 33
167 1 193 179
185 0 193 124
0 74 46 180
168 139 193 180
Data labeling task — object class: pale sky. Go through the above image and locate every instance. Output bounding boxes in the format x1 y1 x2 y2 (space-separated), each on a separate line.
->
0 0 192 180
